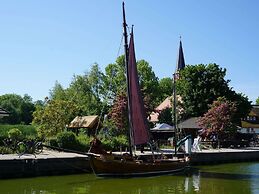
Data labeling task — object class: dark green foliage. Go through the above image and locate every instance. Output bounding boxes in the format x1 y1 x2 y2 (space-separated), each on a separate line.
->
137 59 160 109
112 135 128 150
256 97 259 105
177 64 251 124
7 128 23 142
33 99 79 137
47 137 59 148
33 64 107 138
101 135 128 151
0 146 13 154
104 55 127 100
0 126 40 154
0 94 35 124
0 124 37 138
56 131 78 150
48 132 91 152
227 93 252 126
158 77 173 103
76 133 91 152
158 107 173 126
177 64 230 118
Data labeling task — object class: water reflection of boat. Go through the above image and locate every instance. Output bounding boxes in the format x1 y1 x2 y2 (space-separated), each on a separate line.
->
89 2 189 177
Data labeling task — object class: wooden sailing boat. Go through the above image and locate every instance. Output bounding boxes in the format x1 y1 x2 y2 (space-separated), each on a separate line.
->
89 2 189 177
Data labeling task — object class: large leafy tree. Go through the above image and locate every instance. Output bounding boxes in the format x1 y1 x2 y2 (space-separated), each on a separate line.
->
104 55 126 102
137 59 160 109
106 57 159 133
33 64 106 136
33 99 79 137
67 68 104 116
104 55 159 105
0 94 35 124
158 107 173 126
256 97 259 105
49 63 106 116
158 77 173 103
198 97 237 136
177 63 251 122
104 56 160 112
49 81 66 101
88 63 105 100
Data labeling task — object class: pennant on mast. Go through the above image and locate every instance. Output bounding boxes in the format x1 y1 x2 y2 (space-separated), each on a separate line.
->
176 38 185 72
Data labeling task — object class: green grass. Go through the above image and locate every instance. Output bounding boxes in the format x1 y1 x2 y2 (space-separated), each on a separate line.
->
0 124 37 137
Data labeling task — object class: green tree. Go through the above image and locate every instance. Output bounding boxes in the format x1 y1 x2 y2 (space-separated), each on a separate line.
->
33 64 107 137
158 77 173 102
158 107 173 126
104 56 160 109
0 94 35 124
177 63 251 122
227 92 252 126
88 63 105 100
104 55 126 102
48 63 106 116
32 99 79 137
20 94 35 124
137 59 160 109
67 73 103 116
256 97 259 105
49 81 66 100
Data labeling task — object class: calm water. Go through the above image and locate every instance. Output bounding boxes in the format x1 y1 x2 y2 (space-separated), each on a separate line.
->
0 162 259 194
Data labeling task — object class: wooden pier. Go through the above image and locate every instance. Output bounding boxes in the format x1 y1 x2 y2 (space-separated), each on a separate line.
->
1 148 259 179
0 150 90 179
190 147 259 164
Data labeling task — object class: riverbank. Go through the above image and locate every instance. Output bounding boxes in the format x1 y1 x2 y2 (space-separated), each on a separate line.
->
0 150 90 179
1 147 259 179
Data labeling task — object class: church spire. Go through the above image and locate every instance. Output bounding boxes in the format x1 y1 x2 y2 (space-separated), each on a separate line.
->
176 37 185 72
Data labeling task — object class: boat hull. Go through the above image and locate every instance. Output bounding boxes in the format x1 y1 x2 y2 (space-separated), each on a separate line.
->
90 154 188 177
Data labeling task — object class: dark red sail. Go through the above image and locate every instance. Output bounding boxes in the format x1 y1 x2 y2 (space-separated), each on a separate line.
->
127 29 149 146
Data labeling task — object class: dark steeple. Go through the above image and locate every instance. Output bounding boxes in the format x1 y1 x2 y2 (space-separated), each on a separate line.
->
176 37 185 72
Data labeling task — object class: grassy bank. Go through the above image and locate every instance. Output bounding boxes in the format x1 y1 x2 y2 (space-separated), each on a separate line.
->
0 124 37 137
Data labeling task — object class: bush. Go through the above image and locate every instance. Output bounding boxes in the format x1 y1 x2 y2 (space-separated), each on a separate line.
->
0 124 37 137
101 139 114 151
7 128 23 142
0 146 13 154
46 137 59 147
113 135 128 150
99 135 128 151
0 134 8 146
56 131 78 150
74 134 91 152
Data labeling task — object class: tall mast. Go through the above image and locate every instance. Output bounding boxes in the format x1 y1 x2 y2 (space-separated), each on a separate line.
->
173 73 177 156
173 37 186 155
122 2 133 156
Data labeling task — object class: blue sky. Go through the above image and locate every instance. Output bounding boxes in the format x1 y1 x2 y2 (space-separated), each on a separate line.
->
0 0 258 103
